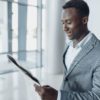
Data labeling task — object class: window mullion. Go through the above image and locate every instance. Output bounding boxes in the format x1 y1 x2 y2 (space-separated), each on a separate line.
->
37 0 42 67
8 2 12 55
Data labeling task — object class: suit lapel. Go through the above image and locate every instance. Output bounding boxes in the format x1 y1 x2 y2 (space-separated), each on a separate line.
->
65 34 97 77
63 45 69 71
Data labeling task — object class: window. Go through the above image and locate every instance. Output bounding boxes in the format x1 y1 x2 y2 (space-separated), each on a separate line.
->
26 6 37 64
0 0 8 62
0 0 46 73
12 3 18 58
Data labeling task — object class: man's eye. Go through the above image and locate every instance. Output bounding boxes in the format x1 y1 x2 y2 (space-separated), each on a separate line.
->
67 20 71 24
61 21 64 24
61 20 71 24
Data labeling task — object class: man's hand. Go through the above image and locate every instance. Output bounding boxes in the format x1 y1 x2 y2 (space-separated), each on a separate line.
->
34 84 58 100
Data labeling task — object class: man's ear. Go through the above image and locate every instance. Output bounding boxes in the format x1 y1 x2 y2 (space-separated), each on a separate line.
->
82 16 88 24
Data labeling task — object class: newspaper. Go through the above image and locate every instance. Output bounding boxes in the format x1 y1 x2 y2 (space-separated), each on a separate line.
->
7 55 41 85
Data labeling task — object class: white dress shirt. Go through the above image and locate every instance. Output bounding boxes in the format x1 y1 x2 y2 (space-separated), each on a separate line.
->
57 32 93 100
65 32 92 70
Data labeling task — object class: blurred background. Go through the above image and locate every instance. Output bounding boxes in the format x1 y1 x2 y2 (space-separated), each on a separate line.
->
0 0 100 100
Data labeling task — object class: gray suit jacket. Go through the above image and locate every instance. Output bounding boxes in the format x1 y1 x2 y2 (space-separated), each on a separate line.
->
60 34 100 100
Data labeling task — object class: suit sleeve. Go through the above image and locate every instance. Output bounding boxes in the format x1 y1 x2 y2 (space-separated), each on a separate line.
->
60 64 100 100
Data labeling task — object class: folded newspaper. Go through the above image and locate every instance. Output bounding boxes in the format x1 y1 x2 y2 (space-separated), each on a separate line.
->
7 55 41 85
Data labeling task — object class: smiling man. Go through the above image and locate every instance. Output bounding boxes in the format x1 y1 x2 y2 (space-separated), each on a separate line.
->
34 0 100 100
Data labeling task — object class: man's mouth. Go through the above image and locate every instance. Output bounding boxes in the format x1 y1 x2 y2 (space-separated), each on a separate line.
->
64 30 72 36
66 31 72 37
66 31 71 34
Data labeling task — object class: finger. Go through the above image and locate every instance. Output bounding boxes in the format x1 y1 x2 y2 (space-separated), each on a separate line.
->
43 85 50 87
34 84 39 88
42 85 53 89
34 84 41 91
34 84 45 96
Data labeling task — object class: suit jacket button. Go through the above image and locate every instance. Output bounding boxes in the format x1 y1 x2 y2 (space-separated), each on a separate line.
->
66 77 68 81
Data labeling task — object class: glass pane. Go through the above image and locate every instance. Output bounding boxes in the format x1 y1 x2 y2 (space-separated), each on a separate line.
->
28 0 37 6
0 1 8 53
14 0 37 6
26 6 37 63
42 0 46 5
0 1 8 62
42 0 46 66
12 3 18 58
12 3 18 52
14 0 18 2
42 8 46 50
27 6 37 51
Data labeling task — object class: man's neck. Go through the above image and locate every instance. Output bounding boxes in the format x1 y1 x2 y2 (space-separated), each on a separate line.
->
72 30 89 48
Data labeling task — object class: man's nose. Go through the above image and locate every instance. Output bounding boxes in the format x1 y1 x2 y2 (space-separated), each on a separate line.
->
63 24 69 31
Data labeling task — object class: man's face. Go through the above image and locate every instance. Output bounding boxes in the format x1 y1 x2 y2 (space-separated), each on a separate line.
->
61 8 85 40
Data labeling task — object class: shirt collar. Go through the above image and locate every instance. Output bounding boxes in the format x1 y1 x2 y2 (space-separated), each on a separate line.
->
68 32 93 48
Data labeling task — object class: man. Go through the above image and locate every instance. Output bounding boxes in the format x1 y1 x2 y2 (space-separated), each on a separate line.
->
34 0 100 100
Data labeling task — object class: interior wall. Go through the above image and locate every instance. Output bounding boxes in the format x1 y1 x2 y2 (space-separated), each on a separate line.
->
65 0 100 39
84 0 100 39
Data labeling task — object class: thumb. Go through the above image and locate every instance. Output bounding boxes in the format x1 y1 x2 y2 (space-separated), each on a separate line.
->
34 84 41 91
34 84 44 95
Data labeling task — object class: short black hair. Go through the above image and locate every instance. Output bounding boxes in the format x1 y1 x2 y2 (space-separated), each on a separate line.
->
62 0 89 17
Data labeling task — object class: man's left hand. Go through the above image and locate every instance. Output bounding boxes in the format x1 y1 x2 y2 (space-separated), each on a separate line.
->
34 84 58 100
